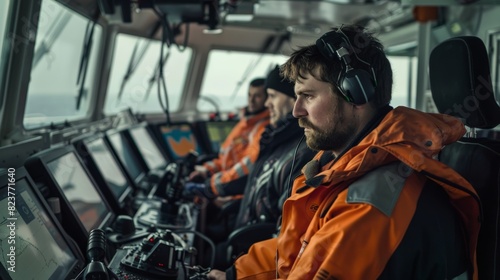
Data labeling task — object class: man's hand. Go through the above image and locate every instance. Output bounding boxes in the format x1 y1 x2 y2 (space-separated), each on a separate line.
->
183 182 215 199
207 269 226 280
185 182 206 192
188 165 209 182
213 196 234 208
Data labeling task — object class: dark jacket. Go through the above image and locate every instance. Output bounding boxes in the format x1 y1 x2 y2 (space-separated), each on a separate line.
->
234 113 316 228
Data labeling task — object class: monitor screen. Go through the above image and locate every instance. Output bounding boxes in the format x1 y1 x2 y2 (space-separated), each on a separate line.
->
46 152 109 232
107 132 144 183
129 126 168 170
205 121 237 153
159 124 203 160
0 173 82 280
85 137 130 202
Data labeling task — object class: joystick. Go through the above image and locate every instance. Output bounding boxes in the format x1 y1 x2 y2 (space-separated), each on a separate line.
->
107 215 149 246
108 229 212 280
114 215 136 236
135 160 193 229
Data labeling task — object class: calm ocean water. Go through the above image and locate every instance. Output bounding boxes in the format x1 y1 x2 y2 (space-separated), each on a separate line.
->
23 94 88 128
25 94 85 117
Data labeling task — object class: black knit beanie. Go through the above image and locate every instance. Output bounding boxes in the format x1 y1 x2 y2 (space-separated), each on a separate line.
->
265 65 295 98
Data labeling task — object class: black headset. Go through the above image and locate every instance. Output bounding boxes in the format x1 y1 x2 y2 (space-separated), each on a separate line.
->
316 29 377 105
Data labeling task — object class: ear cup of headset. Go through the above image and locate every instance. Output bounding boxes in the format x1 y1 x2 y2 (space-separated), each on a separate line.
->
341 68 375 105
316 30 377 105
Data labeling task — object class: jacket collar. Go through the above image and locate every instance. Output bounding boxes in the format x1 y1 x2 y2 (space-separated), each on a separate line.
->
301 106 466 188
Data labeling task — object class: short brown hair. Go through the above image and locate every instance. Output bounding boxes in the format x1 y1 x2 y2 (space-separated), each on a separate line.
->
281 25 392 108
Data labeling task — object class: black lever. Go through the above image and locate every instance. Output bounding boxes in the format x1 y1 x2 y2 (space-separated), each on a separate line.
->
73 228 118 280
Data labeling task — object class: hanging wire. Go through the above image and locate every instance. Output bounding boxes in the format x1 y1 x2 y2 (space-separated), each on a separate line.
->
153 6 172 125
116 39 152 102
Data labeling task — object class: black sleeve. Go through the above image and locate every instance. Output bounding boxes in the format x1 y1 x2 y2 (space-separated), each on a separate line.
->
225 265 237 280
214 175 249 196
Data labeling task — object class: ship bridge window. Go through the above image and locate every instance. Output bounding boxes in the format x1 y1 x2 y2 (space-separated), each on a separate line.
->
198 50 415 112
0 0 11 109
199 50 287 112
23 0 102 129
387 55 418 108
104 33 192 115
488 30 500 101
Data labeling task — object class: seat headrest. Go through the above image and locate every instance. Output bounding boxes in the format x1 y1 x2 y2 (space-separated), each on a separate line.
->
429 36 500 129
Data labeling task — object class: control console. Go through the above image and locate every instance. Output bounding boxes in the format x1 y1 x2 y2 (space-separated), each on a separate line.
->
108 229 209 280
134 200 196 230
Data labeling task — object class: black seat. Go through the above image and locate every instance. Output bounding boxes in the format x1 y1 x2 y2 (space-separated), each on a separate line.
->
429 36 500 280
225 222 276 264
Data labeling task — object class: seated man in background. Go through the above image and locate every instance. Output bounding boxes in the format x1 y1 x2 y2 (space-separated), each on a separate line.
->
186 77 270 238
208 25 480 280
189 78 269 189
209 65 315 269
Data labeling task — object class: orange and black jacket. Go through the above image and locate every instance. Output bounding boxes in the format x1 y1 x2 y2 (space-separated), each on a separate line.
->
227 106 481 280
203 108 270 196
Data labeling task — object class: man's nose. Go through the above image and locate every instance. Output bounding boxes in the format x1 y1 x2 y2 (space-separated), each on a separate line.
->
292 100 305 118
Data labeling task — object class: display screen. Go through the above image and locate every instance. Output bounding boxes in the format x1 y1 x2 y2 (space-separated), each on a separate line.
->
159 124 202 160
0 177 80 280
129 126 168 170
107 132 144 183
205 121 237 153
46 152 109 231
86 138 130 202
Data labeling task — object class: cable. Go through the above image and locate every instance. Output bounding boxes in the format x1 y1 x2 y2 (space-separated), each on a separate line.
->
176 23 190 52
174 229 216 269
285 135 305 201
153 6 172 125
180 260 188 280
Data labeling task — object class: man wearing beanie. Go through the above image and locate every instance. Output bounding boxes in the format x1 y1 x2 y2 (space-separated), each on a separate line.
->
207 65 316 270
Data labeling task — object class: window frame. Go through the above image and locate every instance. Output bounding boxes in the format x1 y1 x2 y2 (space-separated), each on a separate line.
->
22 0 104 130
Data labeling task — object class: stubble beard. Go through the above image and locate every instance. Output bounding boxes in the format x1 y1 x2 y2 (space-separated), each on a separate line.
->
300 105 357 152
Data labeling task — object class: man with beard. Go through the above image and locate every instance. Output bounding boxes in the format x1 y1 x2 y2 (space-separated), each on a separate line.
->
186 78 270 233
208 25 480 280
208 65 315 269
187 78 269 194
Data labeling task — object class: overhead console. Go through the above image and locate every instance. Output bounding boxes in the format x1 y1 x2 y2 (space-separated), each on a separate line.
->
98 0 221 30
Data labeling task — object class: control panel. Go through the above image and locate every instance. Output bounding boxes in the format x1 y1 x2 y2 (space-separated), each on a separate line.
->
108 230 209 280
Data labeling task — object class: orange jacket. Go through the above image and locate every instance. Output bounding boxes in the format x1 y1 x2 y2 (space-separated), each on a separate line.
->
204 108 270 195
232 107 480 279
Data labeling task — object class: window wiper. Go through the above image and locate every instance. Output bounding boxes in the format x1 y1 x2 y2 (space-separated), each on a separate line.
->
229 35 276 101
116 21 162 102
144 51 171 101
229 32 291 101
32 10 72 68
76 19 97 110
116 39 152 102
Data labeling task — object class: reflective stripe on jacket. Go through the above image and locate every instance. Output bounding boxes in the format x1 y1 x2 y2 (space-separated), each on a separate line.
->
203 109 270 195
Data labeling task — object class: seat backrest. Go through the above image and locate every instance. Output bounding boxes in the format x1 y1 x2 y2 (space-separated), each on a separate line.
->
429 36 500 280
